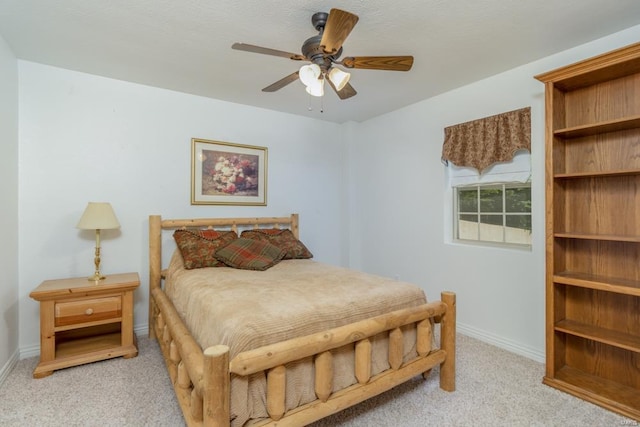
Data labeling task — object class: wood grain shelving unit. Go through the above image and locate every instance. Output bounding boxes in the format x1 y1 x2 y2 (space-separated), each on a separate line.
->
536 42 640 421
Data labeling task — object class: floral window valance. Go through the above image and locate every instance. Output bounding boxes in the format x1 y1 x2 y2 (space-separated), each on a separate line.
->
441 107 531 173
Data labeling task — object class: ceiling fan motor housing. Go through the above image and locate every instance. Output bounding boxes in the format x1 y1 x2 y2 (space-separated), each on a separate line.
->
302 35 342 72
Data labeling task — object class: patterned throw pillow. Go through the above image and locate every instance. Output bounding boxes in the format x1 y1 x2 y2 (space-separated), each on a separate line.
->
173 229 238 269
240 229 313 259
191 228 222 239
214 238 286 271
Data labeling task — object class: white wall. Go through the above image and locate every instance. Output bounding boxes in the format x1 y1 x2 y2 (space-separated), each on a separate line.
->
17 63 344 353
14 24 640 363
348 25 640 361
0 34 19 379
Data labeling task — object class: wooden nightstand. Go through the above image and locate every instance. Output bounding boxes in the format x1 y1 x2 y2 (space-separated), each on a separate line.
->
30 272 140 378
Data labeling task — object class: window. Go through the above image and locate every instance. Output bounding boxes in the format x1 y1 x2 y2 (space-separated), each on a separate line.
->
454 183 531 246
441 107 532 248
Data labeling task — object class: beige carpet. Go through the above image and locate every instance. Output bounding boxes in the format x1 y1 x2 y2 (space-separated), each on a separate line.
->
0 333 632 426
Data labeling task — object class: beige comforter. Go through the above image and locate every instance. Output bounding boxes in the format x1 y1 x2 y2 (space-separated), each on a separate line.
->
165 251 429 426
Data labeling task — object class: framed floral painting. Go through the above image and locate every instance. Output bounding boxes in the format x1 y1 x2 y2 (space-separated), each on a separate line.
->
191 138 267 205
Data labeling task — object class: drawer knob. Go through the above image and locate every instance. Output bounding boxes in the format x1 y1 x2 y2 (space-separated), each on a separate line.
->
85 308 94 316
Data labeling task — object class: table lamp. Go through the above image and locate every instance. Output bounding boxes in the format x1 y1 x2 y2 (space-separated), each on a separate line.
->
76 202 120 281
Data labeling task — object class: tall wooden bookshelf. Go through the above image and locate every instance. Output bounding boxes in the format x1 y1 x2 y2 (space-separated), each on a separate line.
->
535 43 640 421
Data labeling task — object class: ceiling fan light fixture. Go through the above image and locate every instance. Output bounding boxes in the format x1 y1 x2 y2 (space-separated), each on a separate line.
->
234 8 414 102
299 64 321 87
328 67 350 91
305 77 325 97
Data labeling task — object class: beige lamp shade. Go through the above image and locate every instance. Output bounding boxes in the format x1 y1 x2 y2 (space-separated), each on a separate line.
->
76 202 120 230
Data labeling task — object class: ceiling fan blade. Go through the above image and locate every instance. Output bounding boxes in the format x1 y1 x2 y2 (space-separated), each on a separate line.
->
232 42 306 61
262 72 300 92
320 9 359 55
327 78 357 100
342 56 414 71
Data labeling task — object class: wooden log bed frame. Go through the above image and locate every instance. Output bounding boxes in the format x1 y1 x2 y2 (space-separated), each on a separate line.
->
149 214 456 426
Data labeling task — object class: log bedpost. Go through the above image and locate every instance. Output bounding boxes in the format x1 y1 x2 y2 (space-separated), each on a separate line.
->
388 327 404 370
314 351 333 402
191 388 203 422
290 213 300 239
203 345 230 427
267 365 286 421
416 319 432 356
354 338 372 384
149 214 162 339
440 291 456 391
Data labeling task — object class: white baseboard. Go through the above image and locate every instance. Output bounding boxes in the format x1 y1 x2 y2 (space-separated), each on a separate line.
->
134 324 149 337
457 321 545 363
0 349 20 387
20 343 40 359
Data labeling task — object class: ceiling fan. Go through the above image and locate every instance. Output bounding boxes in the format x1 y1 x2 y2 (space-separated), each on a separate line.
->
232 8 414 100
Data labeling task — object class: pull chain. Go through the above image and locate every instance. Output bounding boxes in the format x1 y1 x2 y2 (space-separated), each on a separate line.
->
306 93 325 113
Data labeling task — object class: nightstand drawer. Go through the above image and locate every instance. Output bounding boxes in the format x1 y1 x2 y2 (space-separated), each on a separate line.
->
55 296 122 327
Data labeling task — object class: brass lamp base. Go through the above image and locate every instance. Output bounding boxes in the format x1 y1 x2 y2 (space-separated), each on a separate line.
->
87 272 106 281
88 230 106 281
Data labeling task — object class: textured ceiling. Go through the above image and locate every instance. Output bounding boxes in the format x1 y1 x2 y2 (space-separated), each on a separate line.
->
1 1 640 123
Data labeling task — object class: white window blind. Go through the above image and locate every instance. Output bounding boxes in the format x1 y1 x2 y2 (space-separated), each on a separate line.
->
447 149 531 187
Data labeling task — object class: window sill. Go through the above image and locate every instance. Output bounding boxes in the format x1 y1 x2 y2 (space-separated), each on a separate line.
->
449 239 532 252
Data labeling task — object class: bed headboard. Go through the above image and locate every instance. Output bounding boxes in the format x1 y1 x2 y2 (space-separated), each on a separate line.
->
148 213 299 289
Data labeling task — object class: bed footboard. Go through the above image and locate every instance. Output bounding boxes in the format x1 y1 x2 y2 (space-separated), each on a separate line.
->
151 287 456 427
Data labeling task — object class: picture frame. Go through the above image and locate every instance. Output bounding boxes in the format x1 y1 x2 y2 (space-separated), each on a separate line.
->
191 138 267 205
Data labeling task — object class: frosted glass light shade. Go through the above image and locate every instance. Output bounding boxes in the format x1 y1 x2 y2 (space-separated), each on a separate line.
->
76 202 120 230
328 67 350 91
305 77 325 97
299 64 321 87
